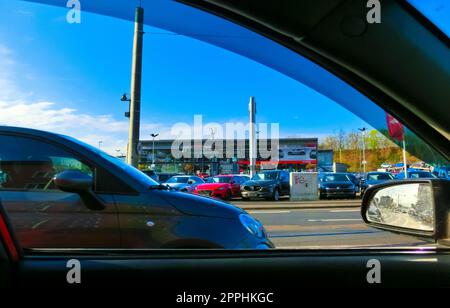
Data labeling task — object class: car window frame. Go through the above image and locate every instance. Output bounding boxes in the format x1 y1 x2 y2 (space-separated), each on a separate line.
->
0 132 137 195
0 133 97 193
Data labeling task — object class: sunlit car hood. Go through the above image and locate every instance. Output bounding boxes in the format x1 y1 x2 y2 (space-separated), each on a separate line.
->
160 191 243 219
321 181 353 187
243 180 277 186
366 179 391 185
196 183 229 190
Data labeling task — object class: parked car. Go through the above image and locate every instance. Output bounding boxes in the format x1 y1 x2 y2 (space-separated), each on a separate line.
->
163 175 204 193
319 173 357 199
157 172 183 183
346 173 361 194
395 170 437 179
433 166 450 180
196 172 210 179
0 127 273 249
360 172 395 195
241 170 290 201
194 175 248 200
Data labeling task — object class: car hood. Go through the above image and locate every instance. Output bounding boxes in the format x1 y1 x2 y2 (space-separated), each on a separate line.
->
243 180 277 186
196 183 229 190
366 179 391 185
321 181 353 188
160 190 243 219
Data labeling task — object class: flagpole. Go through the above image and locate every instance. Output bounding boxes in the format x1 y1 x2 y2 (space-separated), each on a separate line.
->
402 136 407 178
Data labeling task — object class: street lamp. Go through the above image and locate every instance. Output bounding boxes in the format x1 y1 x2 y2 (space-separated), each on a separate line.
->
98 140 103 149
358 127 367 173
121 93 131 118
150 133 159 168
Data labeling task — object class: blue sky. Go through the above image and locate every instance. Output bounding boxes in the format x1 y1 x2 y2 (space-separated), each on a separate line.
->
0 0 447 154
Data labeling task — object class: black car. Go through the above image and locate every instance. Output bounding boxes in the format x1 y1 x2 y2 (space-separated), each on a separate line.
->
142 169 159 182
346 173 361 194
360 172 395 195
319 173 357 199
241 170 290 201
0 126 273 250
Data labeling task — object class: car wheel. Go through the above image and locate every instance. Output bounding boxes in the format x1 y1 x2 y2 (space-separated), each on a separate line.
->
272 189 280 201
225 190 232 201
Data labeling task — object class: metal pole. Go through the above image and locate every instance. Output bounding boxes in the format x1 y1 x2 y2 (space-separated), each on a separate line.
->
402 137 408 178
152 137 155 165
127 6 144 167
249 97 257 177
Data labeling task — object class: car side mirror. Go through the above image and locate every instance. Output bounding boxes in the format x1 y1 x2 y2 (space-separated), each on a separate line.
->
54 170 105 211
361 179 450 246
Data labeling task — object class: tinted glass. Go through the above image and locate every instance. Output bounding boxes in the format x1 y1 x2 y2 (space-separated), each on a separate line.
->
0 135 92 190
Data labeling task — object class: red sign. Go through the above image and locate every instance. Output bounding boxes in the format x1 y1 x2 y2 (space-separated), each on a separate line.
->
386 113 404 142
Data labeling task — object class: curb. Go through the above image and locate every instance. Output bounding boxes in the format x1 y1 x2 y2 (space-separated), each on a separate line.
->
232 201 361 211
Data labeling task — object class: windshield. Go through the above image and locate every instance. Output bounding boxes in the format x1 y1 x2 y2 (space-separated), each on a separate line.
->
410 172 436 179
252 172 279 181
407 0 450 38
166 176 189 184
207 177 232 183
0 0 448 254
323 174 350 182
367 173 394 181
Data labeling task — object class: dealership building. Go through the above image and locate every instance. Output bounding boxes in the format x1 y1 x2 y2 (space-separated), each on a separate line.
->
137 138 334 175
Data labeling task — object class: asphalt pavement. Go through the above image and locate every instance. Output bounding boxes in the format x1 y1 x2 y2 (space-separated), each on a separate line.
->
230 200 433 249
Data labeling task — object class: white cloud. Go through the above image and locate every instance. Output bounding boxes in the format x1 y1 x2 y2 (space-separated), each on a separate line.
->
0 99 175 155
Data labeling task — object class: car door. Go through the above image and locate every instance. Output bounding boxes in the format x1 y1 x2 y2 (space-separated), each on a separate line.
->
0 134 120 249
280 171 290 195
231 176 241 196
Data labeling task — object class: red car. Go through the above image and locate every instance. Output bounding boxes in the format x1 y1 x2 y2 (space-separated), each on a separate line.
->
194 175 249 200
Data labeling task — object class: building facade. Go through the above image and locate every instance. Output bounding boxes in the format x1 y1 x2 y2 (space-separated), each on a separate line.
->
137 138 332 175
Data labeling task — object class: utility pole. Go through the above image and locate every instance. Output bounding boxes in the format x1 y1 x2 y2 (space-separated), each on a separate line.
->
359 127 367 173
127 6 144 167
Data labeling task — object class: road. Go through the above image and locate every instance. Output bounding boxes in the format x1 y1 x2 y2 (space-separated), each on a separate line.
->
230 200 432 249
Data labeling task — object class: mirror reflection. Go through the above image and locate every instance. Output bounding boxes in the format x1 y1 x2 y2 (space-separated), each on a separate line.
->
366 183 434 231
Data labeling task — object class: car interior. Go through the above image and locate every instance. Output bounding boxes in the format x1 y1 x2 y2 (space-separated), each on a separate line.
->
0 0 449 291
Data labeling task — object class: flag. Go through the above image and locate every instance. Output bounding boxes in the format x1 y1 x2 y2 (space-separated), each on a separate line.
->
386 113 404 142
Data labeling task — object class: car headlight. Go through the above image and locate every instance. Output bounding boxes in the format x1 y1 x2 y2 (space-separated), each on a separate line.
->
239 214 264 238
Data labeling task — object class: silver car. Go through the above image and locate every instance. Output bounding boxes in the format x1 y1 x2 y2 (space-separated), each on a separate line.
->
163 175 205 193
